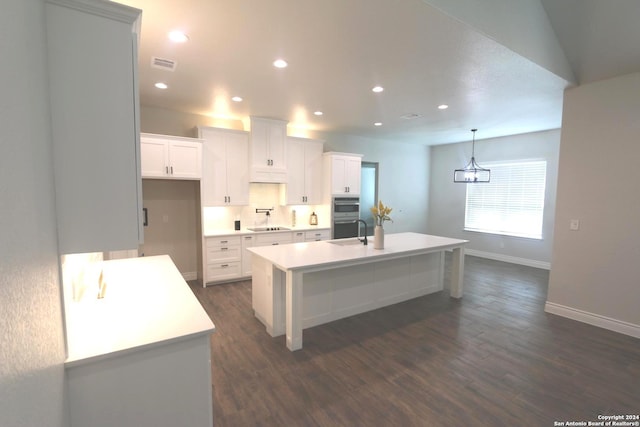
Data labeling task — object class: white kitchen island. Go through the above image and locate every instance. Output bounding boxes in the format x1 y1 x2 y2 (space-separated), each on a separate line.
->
63 255 215 427
248 232 467 351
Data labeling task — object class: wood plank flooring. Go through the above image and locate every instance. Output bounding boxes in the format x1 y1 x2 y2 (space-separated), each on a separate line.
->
188 255 640 426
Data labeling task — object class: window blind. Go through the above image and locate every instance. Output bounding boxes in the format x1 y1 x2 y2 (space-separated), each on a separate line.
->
464 160 547 239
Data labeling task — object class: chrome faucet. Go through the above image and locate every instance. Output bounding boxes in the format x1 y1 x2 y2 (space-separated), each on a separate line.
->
357 219 368 246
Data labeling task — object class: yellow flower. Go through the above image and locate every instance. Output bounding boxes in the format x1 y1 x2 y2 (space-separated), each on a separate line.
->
370 201 393 226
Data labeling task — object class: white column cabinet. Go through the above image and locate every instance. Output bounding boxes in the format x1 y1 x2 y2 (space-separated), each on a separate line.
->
140 133 202 179
323 152 364 197
249 117 288 183
46 0 143 254
281 137 324 205
198 126 249 206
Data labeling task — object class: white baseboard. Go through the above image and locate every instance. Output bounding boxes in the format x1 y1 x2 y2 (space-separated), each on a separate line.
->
464 249 550 270
182 271 198 281
545 301 640 339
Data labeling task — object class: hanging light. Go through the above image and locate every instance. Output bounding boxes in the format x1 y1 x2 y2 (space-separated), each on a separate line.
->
454 128 490 183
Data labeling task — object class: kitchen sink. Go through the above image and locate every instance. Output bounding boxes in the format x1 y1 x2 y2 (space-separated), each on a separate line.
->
247 226 291 232
327 238 365 246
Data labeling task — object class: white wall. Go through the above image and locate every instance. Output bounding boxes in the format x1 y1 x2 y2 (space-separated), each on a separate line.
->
0 0 67 426
546 73 640 336
428 129 561 267
141 179 201 280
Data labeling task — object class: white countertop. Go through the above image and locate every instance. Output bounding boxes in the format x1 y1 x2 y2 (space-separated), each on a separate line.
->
247 232 468 272
204 225 330 237
64 255 215 367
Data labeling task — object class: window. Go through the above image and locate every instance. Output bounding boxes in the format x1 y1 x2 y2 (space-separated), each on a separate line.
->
464 160 546 239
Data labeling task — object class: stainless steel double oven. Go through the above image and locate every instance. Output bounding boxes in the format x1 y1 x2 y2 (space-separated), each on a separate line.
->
331 197 360 239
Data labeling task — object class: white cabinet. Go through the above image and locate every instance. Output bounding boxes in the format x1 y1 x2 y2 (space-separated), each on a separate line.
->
204 236 242 283
198 126 249 206
281 137 324 205
140 133 202 179
324 152 363 197
304 229 331 242
64 256 214 427
46 0 143 254
291 230 329 242
249 117 288 183
241 234 256 277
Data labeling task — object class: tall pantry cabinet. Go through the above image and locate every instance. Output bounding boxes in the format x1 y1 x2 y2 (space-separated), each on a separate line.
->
46 0 143 254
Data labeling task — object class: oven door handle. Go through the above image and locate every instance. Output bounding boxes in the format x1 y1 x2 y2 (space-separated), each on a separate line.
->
334 220 358 224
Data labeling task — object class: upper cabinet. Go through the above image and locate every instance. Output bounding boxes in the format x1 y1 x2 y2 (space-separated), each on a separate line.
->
46 0 143 254
249 117 287 183
198 126 250 206
281 137 324 205
324 152 363 197
140 133 202 180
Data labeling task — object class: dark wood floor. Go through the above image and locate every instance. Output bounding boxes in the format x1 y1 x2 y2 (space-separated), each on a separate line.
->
189 255 640 427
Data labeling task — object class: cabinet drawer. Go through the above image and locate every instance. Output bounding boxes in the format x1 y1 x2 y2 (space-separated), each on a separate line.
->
292 231 305 242
206 261 241 282
206 245 241 263
206 236 241 249
305 229 330 241
255 232 293 246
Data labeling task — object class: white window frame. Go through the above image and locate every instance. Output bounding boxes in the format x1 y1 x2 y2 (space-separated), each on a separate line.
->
464 159 547 240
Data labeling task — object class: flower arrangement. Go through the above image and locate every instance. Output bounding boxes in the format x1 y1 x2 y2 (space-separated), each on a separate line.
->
370 200 393 227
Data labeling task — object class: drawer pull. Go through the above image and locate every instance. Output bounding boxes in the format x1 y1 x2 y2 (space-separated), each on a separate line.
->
220 240 228 244
221 247 228 251
221 264 229 268
272 242 279 245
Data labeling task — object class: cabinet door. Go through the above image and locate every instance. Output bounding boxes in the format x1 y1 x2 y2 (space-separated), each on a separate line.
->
140 139 168 178
268 123 286 171
345 157 362 195
249 117 287 183
225 131 250 205
330 156 349 195
304 140 324 204
200 128 229 206
284 138 306 204
241 235 255 276
168 141 202 179
46 0 142 253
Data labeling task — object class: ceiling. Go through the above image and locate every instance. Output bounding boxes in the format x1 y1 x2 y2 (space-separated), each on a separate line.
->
116 0 640 145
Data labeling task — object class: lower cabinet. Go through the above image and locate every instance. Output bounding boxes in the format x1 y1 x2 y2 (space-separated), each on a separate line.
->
204 236 241 283
203 229 330 285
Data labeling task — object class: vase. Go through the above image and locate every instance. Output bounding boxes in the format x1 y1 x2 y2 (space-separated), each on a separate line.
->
374 225 384 249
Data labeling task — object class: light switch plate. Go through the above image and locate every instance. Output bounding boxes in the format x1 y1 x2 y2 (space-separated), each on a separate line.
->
570 219 580 230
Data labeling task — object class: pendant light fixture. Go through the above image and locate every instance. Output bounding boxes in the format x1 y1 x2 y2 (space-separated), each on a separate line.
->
454 128 490 183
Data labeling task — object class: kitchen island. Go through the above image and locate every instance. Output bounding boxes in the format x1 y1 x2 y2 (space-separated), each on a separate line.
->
63 255 215 427
248 232 467 351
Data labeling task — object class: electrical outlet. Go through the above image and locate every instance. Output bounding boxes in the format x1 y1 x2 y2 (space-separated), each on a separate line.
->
162 214 169 223
569 219 580 231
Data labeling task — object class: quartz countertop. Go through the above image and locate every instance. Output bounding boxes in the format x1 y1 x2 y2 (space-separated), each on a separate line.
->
64 255 215 367
203 225 330 237
247 232 468 271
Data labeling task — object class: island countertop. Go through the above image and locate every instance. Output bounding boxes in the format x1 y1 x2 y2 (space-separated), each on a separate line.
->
248 232 468 351
64 255 215 367
247 232 468 272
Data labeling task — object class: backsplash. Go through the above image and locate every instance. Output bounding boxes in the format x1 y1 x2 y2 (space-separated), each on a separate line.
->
202 183 330 234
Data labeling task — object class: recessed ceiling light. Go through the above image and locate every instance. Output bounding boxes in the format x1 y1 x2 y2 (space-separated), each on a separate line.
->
168 30 189 43
155 82 168 89
438 104 449 110
372 86 384 93
314 111 323 116
374 122 383 126
273 59 288 68
231 96 243 102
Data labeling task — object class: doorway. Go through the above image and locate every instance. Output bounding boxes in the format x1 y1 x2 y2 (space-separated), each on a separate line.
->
360 162 378 235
